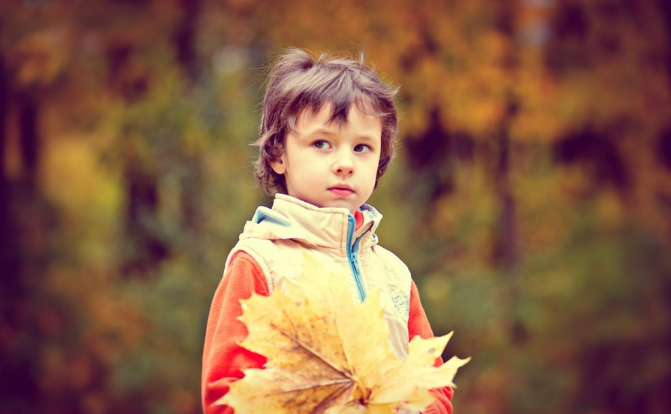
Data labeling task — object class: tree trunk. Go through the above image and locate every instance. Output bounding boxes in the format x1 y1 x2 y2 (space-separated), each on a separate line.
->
174 0 200 83
18 92 39 190
122 161 168 276
493 2 526 345
492 102 525 344
0 64 44 408
0 57 14 285
174 0 204 233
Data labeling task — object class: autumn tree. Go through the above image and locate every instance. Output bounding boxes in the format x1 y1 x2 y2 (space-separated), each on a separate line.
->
1 1 259 413
3 0 671 413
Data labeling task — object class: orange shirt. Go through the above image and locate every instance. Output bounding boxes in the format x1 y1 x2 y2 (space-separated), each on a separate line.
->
202 212 454 414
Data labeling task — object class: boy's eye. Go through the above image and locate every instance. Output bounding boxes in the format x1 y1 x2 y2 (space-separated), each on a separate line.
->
354 144 372 153
313 140 331 150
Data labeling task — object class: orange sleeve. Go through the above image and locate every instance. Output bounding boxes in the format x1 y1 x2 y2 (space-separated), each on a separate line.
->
201 251 270 414
408 280 455 414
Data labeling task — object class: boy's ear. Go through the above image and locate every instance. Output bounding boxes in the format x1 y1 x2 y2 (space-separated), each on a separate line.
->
270 157 286 175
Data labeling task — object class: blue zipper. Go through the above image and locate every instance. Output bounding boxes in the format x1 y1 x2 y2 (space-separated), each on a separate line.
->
347 214 367 302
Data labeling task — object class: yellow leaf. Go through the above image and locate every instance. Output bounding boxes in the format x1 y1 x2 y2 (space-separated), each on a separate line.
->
221 255 469 413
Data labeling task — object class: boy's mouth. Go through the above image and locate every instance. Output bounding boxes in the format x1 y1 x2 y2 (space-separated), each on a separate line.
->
328 185 354 197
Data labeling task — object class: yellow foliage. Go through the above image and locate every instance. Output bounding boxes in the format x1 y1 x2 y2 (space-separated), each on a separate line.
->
42 135 121 229
222 256 469 414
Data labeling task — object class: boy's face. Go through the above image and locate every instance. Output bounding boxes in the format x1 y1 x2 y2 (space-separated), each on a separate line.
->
271 103 382 214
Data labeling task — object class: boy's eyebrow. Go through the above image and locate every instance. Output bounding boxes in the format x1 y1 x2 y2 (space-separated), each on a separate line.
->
308 127 338 136
304 128 379 141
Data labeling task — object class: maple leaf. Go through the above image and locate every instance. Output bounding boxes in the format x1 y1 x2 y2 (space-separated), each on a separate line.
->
221 256 469 414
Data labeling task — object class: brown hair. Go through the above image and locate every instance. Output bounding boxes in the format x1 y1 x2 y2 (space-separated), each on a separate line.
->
253 48 398 195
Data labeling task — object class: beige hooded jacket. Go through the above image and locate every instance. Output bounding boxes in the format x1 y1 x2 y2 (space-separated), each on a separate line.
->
224 194 412 358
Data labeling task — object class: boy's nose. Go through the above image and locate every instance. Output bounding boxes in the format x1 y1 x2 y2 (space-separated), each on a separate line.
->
333 151 354 175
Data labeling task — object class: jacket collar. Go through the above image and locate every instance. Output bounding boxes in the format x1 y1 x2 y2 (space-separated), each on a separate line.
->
241 194 382 251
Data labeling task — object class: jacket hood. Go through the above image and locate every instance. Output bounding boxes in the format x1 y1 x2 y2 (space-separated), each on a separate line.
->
240 194 382 250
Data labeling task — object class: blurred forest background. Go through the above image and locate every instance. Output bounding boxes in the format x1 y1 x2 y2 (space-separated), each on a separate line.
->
2 0 671 413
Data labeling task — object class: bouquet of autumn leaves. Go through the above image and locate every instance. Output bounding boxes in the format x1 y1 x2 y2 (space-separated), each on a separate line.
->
221 256 469 414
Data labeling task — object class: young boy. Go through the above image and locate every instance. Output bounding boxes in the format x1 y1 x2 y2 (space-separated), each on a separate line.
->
201 48 454 414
